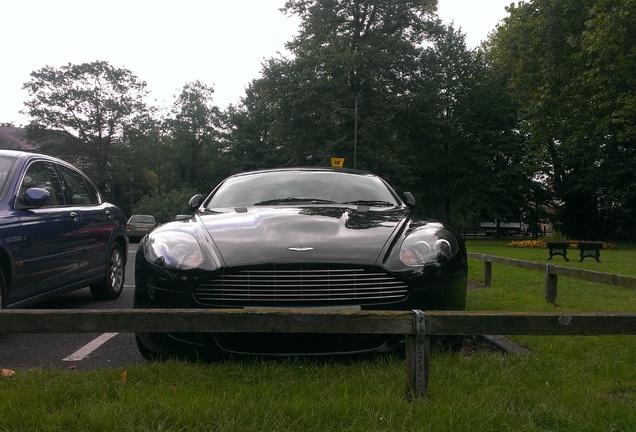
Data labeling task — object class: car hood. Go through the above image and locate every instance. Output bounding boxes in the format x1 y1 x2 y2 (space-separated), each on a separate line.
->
199 206 408 267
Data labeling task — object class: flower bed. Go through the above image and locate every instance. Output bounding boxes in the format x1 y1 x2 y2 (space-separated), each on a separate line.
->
508 239 547 249
509 239 615 249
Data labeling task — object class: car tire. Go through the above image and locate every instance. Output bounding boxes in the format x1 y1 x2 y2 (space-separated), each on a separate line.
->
90 243 125 300
135 333 204 362
0 267 6 309
135 334 167 361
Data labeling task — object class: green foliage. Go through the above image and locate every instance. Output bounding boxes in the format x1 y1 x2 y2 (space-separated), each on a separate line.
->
20 1 636 242
166 81 229 191
22 61 150 195
113 115 168 215
21 66 230 212
487 0 636 239
261 0 440 171
132 188 198 224
404 24 530 226
549 231 568 242
231 2 529 231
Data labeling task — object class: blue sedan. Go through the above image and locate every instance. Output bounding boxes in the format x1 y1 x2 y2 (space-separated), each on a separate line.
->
0 150 128 308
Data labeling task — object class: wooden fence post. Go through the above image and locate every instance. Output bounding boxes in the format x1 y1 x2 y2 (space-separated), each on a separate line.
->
405 310 429 400
484 255 492 287
545 264 558 304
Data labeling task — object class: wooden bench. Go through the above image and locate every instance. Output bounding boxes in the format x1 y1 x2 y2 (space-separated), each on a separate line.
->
547 241 603 262
547 242 570 261
577 242 603 262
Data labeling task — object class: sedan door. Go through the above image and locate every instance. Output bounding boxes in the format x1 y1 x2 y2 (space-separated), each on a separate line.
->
56 163 118 281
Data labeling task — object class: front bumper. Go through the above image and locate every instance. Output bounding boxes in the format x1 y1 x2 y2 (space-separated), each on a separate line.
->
134 261 466 358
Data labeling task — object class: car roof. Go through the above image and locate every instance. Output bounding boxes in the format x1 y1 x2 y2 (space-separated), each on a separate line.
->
0 149 71 166
227 167 377 179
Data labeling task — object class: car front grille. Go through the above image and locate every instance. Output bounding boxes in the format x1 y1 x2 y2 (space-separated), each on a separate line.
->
194 267 408 307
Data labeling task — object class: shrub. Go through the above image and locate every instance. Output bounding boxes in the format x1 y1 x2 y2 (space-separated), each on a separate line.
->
132 188 198 223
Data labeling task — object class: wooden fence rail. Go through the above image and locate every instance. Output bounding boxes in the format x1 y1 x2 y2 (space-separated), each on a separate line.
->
2 308 636 399
468 252 636 303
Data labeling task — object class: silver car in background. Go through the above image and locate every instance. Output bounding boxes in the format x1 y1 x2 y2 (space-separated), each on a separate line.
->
126 214 157 242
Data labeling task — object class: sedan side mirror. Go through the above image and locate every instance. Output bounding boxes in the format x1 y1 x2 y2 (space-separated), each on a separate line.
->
403 192 416 207
20 187 52 208
188 194 204 211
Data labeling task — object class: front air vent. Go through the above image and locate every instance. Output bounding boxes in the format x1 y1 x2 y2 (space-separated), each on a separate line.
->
194 267 408 307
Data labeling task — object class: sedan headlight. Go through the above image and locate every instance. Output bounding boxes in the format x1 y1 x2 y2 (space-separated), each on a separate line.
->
399 225 459 266
144 231 204 270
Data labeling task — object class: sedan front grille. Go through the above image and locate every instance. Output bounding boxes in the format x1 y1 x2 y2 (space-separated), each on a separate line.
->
194 267 408 307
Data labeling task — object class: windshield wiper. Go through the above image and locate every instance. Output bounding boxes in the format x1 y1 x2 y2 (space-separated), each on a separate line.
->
254 197 337 205
341 200 396 207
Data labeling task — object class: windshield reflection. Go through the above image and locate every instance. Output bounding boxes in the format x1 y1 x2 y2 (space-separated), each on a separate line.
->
206 171 400 208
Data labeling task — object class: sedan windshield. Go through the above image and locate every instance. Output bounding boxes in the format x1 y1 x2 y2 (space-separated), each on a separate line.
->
0 156 17 200
206 171 401 209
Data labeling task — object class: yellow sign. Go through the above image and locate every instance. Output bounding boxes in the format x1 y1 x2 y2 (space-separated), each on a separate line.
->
331 157 345 168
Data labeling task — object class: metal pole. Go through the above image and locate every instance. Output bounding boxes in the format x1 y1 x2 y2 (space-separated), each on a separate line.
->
354 97 358 170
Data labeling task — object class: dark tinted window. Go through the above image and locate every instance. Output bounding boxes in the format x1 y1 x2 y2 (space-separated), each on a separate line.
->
19 161 65 206
57 164 100 205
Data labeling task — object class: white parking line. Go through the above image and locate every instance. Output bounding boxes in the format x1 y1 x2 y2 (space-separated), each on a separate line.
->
63 333 118 362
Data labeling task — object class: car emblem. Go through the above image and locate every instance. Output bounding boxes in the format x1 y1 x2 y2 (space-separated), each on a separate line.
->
288 247 314 252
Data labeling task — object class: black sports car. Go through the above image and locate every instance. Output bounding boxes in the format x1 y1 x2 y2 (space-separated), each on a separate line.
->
134 168 467 359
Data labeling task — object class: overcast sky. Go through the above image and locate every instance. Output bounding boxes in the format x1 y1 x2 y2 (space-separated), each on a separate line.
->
1 1 512 126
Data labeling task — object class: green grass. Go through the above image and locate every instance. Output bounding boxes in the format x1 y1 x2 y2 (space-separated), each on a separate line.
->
466 238 636 277
1 238 635 431
466 238 636 312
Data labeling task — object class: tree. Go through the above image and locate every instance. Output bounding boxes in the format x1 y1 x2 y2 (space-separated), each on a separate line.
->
225 74 288 172
22 61 150 194
487 1 597 239
231 0 440 173
280 0 439 172
487 0 636 239
391 23 529 228
228 1 530 230
114 112 168 214
165 81 228 191
573 0 636 238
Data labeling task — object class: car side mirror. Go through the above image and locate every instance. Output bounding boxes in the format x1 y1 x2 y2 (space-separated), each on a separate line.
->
403 192 416 207
188 194 204 211
21 187 52 208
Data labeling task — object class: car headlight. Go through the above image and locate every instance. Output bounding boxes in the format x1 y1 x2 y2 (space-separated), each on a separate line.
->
399 225 459 266
144 231 204 270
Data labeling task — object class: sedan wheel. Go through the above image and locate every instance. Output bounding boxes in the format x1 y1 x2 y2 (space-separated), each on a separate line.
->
0 268 6 309
90 244 125 300
135 334 165 361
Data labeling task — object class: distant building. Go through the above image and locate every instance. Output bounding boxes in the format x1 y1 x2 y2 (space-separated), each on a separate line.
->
0 126 36 151
0 126 74 153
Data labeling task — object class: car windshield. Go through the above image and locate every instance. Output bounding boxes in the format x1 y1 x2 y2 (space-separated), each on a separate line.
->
206 171 401 209
0 155 17 199
131 215 155 224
